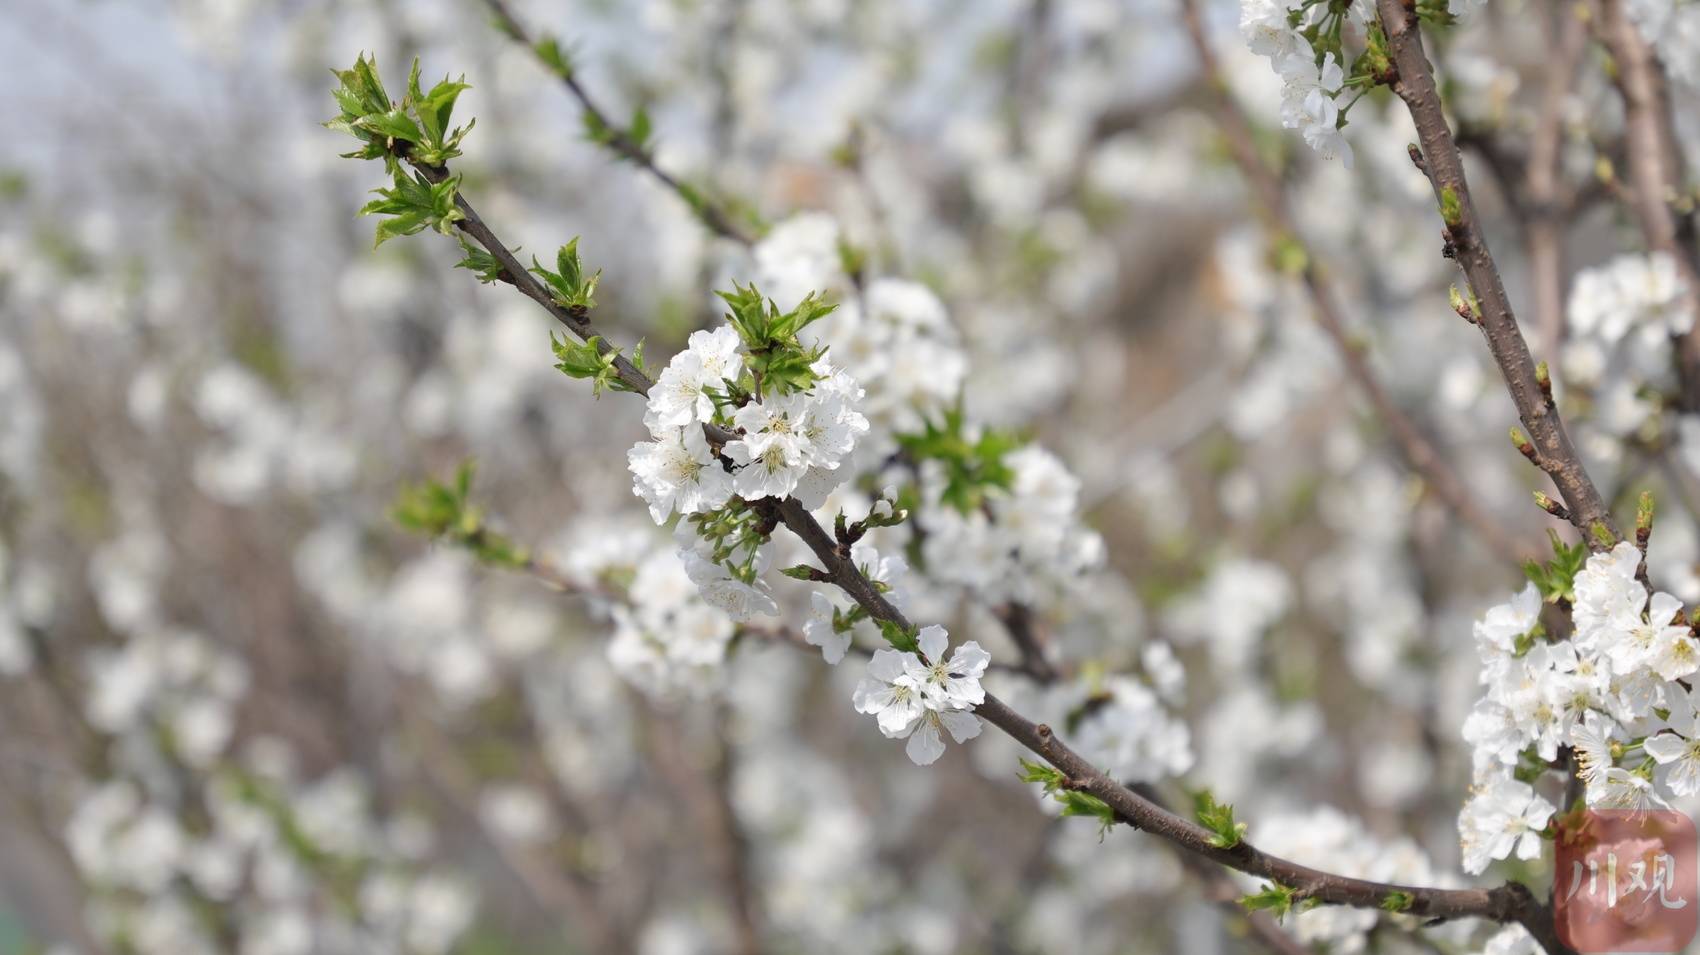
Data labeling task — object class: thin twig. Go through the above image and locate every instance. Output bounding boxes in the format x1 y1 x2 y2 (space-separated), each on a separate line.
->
1179 0 1530 565
480 0 755 245
414 155 1559 948
1377 0 1619 551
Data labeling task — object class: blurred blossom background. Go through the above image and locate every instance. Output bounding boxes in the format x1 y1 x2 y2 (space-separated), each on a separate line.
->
3 0 1699 952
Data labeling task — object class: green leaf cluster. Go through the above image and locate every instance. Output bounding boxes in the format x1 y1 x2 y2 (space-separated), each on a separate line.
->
878 619 920 654
581 102 654 156
896 407 1022 514
1192 790 1246 849
358 168 464 248
716 283 835 396
687 502 773 584
456 239 506 283
550 332 642 397
1017 759 1119 840
530 238 602 310
1523 529 1588 604
327 54 475 171
1239 883 1311 923
391 461 528 568
534 36 574 78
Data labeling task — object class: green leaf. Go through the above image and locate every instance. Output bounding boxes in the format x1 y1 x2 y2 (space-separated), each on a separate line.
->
456 239 507 283
358 169 464 247
1192 790 1246 850
1056 789 1118 840
1523 529 1588 604
355 108 423 144
328 53 474 170
391 461 528 568
1380 891 1414 913
877 619 919 654
550 333 634 397
530 238 602 310
583 108 615 146
1239 883 1302 922
327 52 401 168
535 35 573 78
1017 758 1066 795
629 105 652 151
780 564 825 581
895 407 1022 514
1439 186 1462 229
713 282 835 396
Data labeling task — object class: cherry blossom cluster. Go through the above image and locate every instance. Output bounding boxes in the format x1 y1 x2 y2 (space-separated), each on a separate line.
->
1460 539 1700 872
1237 0 1365 167
1625 0 1700 86
753 214 967 444
1238 0 1488 168
550 518 742 697
1244 806 1452 951
919 445 1106 606
852 624 990 765
66 747 474 955
1560 253 1691 441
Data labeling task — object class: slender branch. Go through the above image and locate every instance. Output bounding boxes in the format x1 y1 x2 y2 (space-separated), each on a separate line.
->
400 697 627 951
1525 6 1589 350
479 0 755 245
773 499 1561 945
992 601 1061 683
708 708 764 955
407 157 1557 950
1376 0 1619 549
1178 0 1530 565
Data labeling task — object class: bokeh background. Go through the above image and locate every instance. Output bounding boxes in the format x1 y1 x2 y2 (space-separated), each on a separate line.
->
2 0 1695 952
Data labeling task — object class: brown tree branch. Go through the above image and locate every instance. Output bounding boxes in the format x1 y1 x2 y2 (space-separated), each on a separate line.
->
407 156 1559 952
1377 0 1620 549
1526 6 1590 351
400 697 627 951
1178 0 1530 566
479 0 755 246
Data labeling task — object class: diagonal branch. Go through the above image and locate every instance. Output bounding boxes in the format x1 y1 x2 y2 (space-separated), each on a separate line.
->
402 153 1562 952
1376 0 1619 550
1178 0 1529 566
479 0 755 245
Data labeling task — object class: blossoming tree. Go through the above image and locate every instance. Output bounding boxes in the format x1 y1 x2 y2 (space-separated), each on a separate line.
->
4 0 1700 952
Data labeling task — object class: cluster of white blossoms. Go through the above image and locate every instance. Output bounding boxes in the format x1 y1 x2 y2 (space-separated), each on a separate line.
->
1459 541 1700 872
852 625 990 765
1560 253 1690 438
1626 0 1700 87
629 325 870 516
84 627 249 768
193 363 358 506
609 547 743 697
1073 677 1195 784
802 539 909 664
1238 0 1359 167
554 519 743 697
1247 807 1448 953
921 446 1105 605
64 741 474 955
754 214 967 443
1239 0 1489 168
